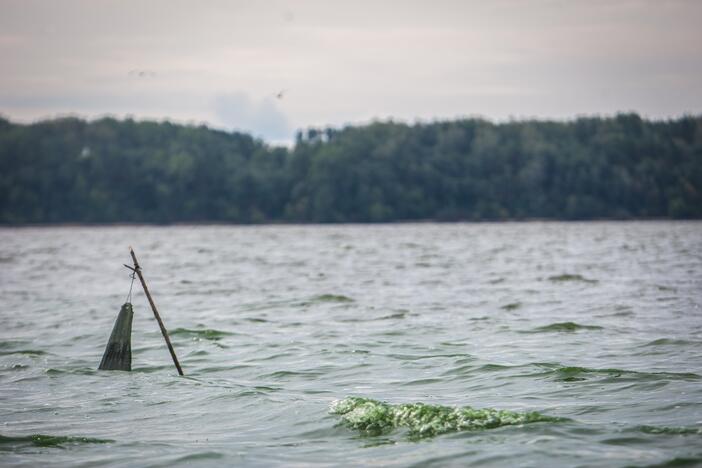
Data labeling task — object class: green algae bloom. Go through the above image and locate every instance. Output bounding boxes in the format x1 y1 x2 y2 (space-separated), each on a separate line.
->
313 294 354 303
548 274 598 284
330 397 563 438
0 434 113 448
530 322 604 333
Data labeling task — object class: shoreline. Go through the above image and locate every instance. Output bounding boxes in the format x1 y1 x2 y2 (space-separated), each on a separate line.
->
0 218 699 229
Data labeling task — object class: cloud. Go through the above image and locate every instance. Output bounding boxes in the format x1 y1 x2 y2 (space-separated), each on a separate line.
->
213 93 291 141
1 1 701 134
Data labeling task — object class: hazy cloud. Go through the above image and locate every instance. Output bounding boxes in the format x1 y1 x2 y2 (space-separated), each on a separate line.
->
1 0 701 142
213 93 291 141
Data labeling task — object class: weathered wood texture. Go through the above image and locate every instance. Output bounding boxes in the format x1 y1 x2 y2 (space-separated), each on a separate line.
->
98 302 134 371
129 247 184 376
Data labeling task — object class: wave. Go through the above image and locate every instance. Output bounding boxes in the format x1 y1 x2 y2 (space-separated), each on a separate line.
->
638 456 702 468
329 397 563 438
0 433 113 449
642 338 698 347
311 294 354 303
170 328 234 341
45 368 97 376
168 451 226 463
548 274 598 284
500 302 521 311
0 349 48 356
375 311 408 320
467 362 701 383
0 340 28 349
526 322 604 333
245 317 269 323
262 370 323 379
533 364 701 382
477 363 515 372
635 425 701 435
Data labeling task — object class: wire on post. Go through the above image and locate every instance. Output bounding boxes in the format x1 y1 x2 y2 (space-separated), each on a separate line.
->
123 264 138 303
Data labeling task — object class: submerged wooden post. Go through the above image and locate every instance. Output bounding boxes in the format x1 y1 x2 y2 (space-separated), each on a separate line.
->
98 303 134 371
128 247 184 376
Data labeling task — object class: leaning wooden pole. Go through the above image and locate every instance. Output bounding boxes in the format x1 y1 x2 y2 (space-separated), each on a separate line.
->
129 247 184 376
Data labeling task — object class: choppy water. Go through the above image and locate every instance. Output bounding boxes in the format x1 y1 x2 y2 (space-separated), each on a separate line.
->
1 222 701 467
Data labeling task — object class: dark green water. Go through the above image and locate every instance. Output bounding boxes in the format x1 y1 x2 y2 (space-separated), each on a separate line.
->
0 222 700 466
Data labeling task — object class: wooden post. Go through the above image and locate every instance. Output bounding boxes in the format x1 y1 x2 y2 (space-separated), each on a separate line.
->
128 247 184 376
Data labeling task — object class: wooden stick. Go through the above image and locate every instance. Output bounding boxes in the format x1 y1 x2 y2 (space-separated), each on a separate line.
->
129 246 184 376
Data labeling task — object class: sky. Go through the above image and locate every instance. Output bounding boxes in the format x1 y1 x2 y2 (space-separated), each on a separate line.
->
1 0 701 144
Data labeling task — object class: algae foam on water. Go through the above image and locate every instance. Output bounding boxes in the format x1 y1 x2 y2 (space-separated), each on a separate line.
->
330 397 563 438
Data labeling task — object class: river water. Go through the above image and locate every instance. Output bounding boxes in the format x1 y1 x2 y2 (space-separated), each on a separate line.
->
0 222 700 467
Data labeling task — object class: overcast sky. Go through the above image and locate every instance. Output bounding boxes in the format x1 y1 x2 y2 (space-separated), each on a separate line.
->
1 0 701 143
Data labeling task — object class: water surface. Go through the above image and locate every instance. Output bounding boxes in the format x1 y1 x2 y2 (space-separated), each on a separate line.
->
1 222 701 466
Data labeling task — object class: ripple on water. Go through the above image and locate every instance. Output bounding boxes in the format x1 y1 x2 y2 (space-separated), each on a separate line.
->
643 457 702 468
375 311 409 320
1 222 701 466
634 425 702 435
532 364 701 383
641 338 699 347
547 274 598 284
0 434 114 450
0 349 48 356
0 340 29 349
262 370 324 380
169 328 235 341
469 362 701 384
308 294 354 303
44 367 98 376
245 317 269 323
524 322 604 333
168 451 226 463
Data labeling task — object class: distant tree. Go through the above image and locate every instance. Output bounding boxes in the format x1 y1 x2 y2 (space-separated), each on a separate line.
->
0 114 700 223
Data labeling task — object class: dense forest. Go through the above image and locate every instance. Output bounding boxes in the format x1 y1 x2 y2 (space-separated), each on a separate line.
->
0 114 700 224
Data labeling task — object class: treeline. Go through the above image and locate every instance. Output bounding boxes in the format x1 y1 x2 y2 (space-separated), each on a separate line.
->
0 113 700 223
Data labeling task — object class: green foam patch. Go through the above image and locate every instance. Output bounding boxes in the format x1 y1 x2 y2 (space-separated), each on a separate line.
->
330 397 563 438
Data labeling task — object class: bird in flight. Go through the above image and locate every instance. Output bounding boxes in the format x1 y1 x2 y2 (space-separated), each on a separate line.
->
128 69 156 78
275 89 287 99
